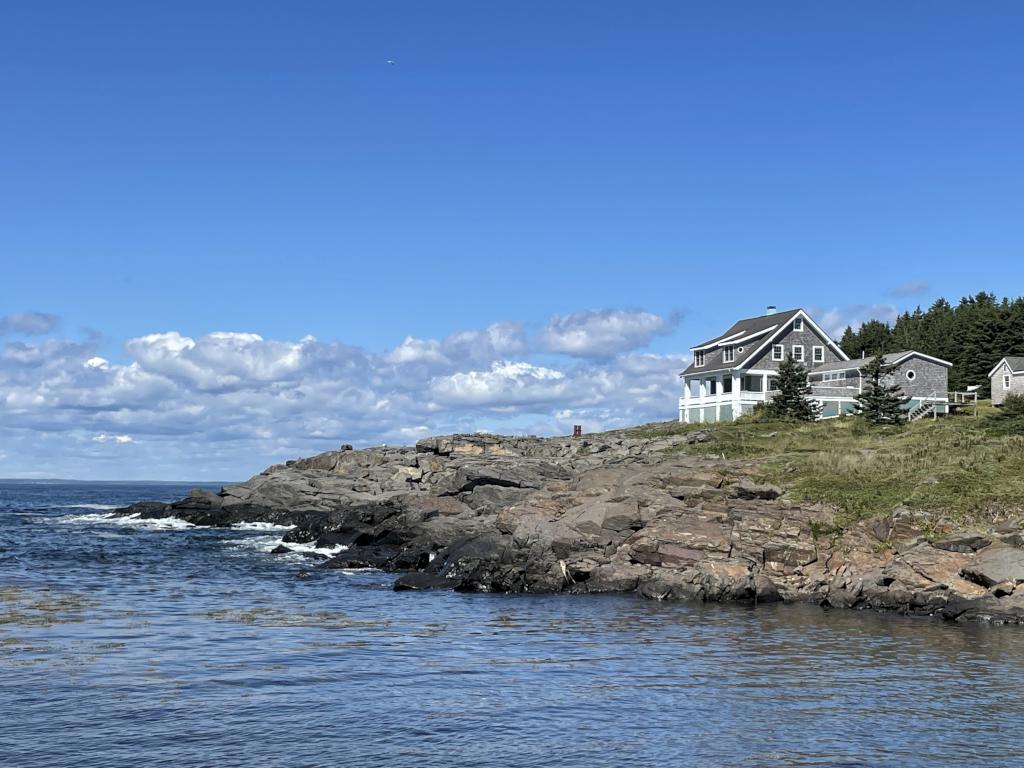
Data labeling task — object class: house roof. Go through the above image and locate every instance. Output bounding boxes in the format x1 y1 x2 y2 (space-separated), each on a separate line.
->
681 308 848 376
811 350 953 374
690 308 802 351
988 356 1024 378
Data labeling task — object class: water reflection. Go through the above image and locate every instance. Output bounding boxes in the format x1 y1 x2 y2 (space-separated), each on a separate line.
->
2 482 1024 767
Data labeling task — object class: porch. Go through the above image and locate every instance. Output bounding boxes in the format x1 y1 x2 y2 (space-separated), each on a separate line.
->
678 371 778 424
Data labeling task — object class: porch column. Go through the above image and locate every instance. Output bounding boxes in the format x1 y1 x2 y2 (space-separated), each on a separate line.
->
681 377 691 423
733 373 743 420
762 372 771 404
715 375 723 422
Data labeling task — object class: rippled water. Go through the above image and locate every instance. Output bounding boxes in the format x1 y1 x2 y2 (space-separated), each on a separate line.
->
3 481 1024 767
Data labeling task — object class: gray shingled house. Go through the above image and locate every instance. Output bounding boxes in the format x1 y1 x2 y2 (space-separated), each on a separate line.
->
806 351 952 419
989 357 1024 405
679 307 952 423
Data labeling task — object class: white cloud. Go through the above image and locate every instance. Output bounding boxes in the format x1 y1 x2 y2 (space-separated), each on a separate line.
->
542 309 676 358
0 309 684 479
429 361 567 407
386 336 448 365
93 434 134 444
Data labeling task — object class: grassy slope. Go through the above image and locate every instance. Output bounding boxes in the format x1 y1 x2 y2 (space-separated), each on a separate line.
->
622 404 1024 530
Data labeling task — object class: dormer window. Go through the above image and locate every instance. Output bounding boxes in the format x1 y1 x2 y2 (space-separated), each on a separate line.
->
793 317 804 332
723 346 735 363
772 344 784 361
694 350 706 367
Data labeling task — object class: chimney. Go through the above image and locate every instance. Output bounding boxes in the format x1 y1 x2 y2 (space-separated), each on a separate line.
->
766 305 777 316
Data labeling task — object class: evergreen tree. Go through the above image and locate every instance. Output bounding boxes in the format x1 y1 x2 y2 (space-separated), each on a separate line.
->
765 355 821 421
839 325 859 358
853 356 910 425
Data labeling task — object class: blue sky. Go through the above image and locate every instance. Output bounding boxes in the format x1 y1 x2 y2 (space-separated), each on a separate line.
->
2 2 1022 479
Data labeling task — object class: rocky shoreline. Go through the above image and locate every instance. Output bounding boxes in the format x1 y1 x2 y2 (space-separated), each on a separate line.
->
117 428 1024 624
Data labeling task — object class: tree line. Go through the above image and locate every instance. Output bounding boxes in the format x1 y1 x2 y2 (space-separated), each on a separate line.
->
838 292 1024 394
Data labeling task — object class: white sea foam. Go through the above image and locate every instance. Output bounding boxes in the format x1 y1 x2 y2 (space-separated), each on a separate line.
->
226 534 348 558
67 503 121 511
59 512 196 530
230 521 296 531
226 535 284 553
277 540 349 557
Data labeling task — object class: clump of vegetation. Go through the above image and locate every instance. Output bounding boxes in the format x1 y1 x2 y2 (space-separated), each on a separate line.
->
853 356 910 425
764 355 821 421
838 290 1024 395
987 393 1024 436
666 405 1024 528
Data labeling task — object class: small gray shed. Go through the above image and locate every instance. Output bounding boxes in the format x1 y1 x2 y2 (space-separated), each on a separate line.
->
989 357 1024 405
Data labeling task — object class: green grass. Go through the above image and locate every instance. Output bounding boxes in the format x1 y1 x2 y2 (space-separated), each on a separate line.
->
624 406 1024 529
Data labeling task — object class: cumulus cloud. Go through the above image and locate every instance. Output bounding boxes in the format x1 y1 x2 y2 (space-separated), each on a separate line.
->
0 310 685 479
814 304 899 338
0 312 60 336
542 309 677 358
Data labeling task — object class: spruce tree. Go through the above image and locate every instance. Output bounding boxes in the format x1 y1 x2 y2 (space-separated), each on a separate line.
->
765 354 821 421
853 356 910 425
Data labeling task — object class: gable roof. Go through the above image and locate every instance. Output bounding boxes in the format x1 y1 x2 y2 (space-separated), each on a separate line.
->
811 350 953 374
681 308 848 376
988 356 1024 378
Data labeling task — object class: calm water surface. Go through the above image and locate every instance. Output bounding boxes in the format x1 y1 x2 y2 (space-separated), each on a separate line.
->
2 481 1024 767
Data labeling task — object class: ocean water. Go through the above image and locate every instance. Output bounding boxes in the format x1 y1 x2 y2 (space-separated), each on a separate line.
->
3 481 1024 768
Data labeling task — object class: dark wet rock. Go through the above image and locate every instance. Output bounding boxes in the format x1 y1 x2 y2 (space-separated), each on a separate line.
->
270 544 293 555
393 572 455 591
121 501 172 519
731 480 783 501
323 546 398 570
933 534 992 553
119 429 1024 625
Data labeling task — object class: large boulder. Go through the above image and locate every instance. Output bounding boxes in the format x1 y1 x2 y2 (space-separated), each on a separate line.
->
961 547 1024 588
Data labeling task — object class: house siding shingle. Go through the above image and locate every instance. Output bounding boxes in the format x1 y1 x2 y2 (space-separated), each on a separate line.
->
991 362 1024 405
744 322 845 373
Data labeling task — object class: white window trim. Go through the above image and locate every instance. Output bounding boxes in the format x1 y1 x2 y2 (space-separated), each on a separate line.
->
792 345 804 362
812 345 824 363
694 350 705 368
793 318 804 332
1005 374 1012 390
723 346 735 364
771 344 784 362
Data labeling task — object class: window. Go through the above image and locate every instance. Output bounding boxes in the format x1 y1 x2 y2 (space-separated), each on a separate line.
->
823 371 848 382
708 379 717 395
1005 374 1012 390
694 350 705 367
723 346 735 363
722 377 733 394
772 344 784 361
906 370 916 381
812 346 824 363
793 317 804 332
792 345 804 362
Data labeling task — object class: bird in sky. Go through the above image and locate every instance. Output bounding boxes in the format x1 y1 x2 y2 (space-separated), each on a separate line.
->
386 59 395 65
